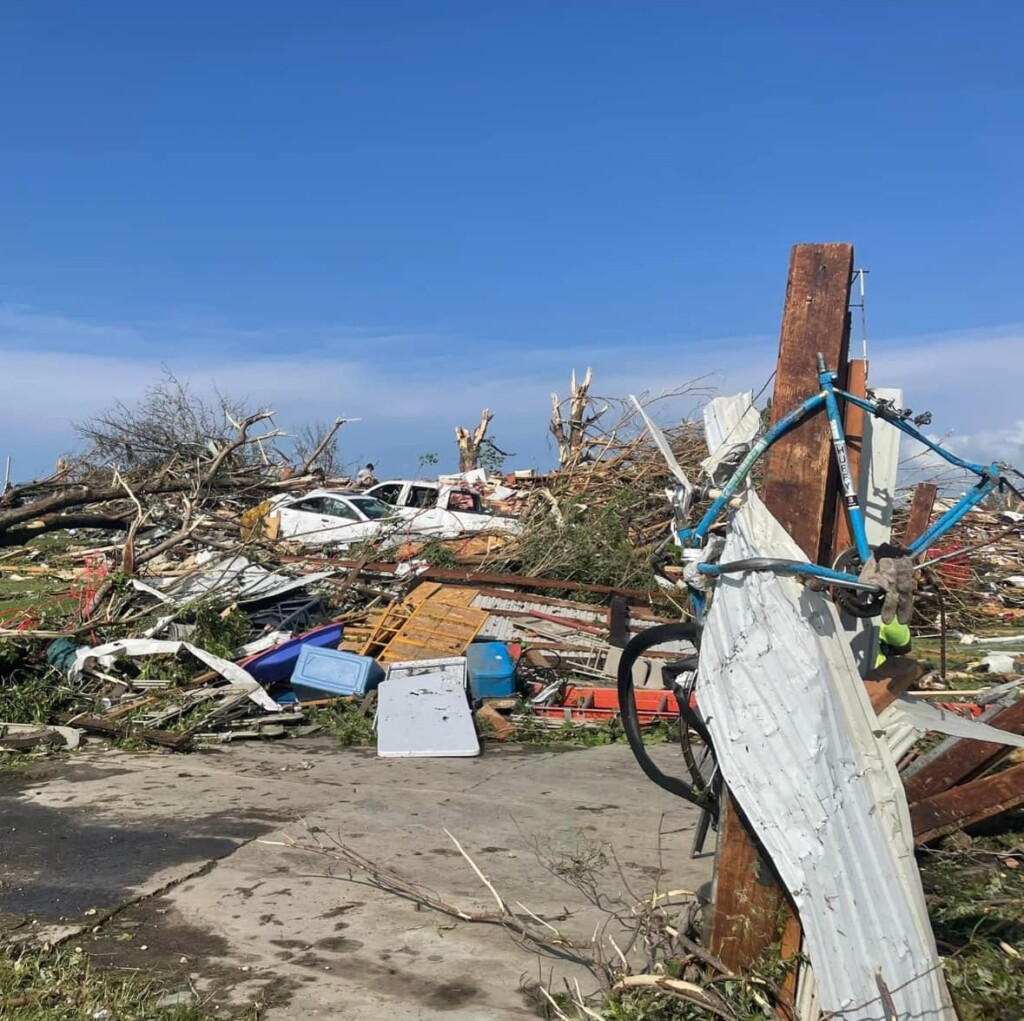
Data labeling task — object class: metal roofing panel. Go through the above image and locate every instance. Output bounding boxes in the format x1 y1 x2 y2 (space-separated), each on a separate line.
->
471 594 604 622
696 488 955 1021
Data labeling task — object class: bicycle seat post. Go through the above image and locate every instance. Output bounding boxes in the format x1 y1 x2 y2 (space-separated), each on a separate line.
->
816 352 827 374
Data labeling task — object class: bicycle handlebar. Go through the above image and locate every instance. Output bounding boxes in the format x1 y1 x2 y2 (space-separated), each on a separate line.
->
703 557 885 594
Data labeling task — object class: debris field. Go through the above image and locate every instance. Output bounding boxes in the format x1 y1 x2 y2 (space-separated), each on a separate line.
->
2 244 1023 1021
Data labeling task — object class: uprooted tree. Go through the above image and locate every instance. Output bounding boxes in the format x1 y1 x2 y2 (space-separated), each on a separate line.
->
0 373 345 550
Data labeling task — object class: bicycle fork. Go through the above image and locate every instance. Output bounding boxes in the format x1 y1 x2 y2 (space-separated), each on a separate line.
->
819 354 871 564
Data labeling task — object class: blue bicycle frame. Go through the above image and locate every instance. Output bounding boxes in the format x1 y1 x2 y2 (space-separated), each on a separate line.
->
676 355 1013 612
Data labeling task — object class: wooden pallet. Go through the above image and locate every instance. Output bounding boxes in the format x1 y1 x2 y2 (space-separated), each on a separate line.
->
376 585 487 664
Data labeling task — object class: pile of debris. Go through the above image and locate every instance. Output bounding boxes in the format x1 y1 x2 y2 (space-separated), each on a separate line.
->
0 525 699 754
2 367 1023 762
900 501 1024 632
0 368 718 756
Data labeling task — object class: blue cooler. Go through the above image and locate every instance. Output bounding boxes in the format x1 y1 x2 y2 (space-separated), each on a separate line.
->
465 642 516 699
290 645 385 701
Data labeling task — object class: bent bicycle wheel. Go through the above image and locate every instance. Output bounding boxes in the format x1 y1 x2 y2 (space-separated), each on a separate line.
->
616 622 716 816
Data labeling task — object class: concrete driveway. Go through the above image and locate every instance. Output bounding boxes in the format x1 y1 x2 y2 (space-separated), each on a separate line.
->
0 739 714 1019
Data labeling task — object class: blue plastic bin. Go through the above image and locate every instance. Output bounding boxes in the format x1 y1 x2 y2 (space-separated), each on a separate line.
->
465 642 516 699
290 645 385 701
242 623 344 688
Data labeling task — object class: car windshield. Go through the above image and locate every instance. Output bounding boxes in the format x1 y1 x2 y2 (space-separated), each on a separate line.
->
347 496 394 521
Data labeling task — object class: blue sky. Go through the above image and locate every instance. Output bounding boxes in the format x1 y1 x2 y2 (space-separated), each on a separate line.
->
1 2 1021 479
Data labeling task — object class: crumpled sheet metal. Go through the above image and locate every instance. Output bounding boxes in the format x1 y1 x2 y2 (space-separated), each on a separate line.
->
887 696 1024 748
70 638 280 713
696 490 955 1020
131 554 332 607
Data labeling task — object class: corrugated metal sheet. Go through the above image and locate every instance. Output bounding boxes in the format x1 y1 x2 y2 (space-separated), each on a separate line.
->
701 391 760 481
471 594 604 622
888 697 1024 748
475 614 516 642
696 489 955 1020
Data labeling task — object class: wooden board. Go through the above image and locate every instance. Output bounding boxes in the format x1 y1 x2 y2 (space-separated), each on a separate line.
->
759 243 854 564
864 656 924 714
377 586 487 664
709 793 789 970
911 763 1024 844
280 558 660 602
902 483 938 545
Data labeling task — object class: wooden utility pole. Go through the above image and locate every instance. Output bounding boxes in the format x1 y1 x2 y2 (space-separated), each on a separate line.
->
758 243 854 563
709 244 854 980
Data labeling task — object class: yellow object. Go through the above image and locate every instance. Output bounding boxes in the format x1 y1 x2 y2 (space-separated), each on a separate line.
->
375 584 487 664
875 619 912 667
240 499 273 540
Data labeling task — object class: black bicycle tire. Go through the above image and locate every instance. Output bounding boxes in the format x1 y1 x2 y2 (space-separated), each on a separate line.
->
616 622 706 807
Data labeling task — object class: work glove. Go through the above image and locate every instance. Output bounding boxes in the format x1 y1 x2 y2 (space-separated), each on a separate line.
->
858 542 915 625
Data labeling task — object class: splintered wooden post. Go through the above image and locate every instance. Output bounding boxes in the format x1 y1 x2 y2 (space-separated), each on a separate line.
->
759 243 854 564
710 243 854 982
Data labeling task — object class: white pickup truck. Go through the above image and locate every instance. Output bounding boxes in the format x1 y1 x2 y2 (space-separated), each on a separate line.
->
364 480 521 538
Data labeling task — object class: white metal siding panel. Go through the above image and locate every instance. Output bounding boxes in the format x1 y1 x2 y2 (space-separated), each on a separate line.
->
696 491 954 1021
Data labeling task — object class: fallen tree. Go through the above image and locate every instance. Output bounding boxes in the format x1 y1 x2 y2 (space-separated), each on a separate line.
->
0 374 344 548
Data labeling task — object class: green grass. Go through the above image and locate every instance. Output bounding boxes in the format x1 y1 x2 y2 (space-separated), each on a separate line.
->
0 576 77 624
308 701 376 746
507 706 678 747
0 645 77 727
0 941 246 1021
919 816 1024 1021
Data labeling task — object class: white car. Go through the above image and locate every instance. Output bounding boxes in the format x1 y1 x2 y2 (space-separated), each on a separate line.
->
271 490 404 547
365 479 521 538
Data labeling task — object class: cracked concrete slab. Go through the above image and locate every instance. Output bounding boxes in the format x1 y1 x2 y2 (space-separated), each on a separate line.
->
0 739 714 1018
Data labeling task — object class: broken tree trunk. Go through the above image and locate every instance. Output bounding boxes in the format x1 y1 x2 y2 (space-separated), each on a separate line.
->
455 409 494 472
550 368 603 467
297 417 348 476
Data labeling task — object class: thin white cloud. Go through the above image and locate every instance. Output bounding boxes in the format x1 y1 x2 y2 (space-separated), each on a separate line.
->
868 325 1024 465
0 309 1020 482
